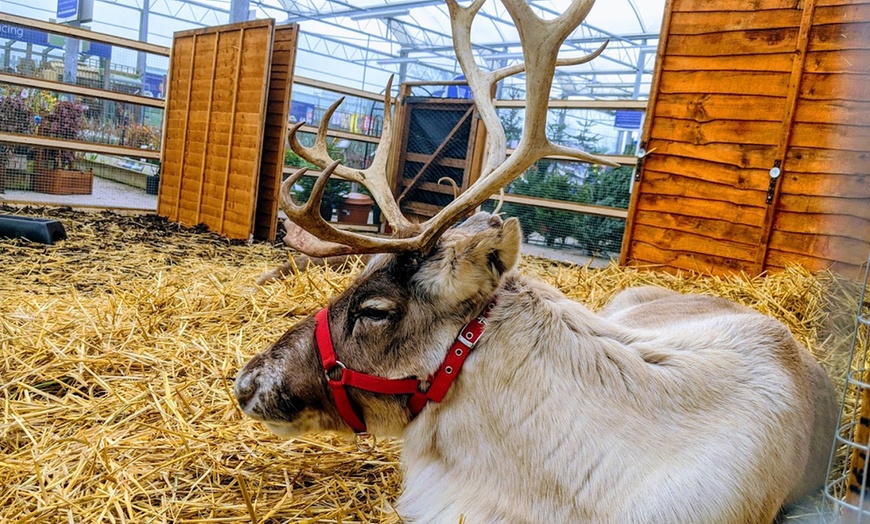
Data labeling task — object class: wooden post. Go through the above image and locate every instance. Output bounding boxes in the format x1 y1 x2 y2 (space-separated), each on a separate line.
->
619 0 675 266
466 83 495 192
195 33 221 224
752 0 817 274
254 24 298 241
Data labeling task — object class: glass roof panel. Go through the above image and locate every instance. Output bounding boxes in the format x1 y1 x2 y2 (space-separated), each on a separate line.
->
3 0 665 96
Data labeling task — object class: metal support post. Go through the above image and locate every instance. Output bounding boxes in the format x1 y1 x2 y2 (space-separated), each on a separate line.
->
230 0 251 23
63 22 80 85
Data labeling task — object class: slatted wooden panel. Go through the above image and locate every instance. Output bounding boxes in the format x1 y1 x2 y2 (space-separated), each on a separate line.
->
253 24 298 241
158 20 275 240
622 0 870 277
765 0 870 275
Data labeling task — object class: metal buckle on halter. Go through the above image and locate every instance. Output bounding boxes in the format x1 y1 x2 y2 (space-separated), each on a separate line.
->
324 360 346 381
457 335 475 348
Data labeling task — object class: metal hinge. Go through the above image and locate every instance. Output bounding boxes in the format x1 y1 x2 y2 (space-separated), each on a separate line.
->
634 141 647 182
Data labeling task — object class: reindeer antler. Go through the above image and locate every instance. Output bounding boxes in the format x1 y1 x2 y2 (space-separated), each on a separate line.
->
279 0 616 257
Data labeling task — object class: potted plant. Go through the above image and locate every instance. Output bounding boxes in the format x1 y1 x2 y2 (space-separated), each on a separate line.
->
36 100 93 195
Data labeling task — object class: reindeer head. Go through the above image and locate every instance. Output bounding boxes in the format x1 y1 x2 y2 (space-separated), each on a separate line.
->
237 0 611 437
235 212 520 436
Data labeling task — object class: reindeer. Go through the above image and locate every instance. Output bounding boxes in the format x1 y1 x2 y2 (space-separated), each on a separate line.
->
235 1 838 521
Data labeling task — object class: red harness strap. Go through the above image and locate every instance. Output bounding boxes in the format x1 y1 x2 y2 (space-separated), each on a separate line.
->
314 299 496 433
407 301 495 416
315 308 420 433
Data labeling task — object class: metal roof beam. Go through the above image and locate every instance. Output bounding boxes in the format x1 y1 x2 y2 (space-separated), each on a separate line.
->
415 31 658 55
282 0 445 22
297 33 459 80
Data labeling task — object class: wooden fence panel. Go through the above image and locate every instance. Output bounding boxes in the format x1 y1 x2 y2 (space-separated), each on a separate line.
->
770 1 870 276
622 0 799 274
158 20 275 240
254 24 299 241
623 0 870 278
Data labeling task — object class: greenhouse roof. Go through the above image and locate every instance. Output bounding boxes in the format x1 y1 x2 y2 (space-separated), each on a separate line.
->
3 0 665 97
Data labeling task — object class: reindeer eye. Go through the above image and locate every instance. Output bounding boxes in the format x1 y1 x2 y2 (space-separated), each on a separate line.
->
359 308 391 321
354 298 398 326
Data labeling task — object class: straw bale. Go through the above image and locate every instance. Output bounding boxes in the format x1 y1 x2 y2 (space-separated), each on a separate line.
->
0 205 862 522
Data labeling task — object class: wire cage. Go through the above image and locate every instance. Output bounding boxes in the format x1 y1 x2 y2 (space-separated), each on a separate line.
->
825 255 870 521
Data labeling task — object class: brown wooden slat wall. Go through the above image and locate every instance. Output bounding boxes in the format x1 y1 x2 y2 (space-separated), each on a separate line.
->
766 0 870 275
253 24 298 241
158 20 275 240
622 0 870 277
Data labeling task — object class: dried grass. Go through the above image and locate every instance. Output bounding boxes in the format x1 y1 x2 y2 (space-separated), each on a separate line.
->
0 205 863 522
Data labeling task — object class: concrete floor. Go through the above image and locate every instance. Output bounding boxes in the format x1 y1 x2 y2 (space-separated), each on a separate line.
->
1 176 158 211
522 242 614 268
2 180 614 268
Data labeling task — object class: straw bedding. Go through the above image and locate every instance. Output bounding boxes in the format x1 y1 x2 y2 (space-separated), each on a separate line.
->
0 205 861 523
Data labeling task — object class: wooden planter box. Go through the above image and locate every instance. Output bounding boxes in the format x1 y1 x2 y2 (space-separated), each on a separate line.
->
35 169 94 195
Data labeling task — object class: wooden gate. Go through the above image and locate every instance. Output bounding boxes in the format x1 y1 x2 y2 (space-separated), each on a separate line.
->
392 97 484 220
621 0 870 277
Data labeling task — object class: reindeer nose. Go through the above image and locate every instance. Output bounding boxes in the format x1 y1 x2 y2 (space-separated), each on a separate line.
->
234 369 259 410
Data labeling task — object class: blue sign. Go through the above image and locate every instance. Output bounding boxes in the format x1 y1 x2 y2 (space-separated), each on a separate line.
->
0 24 50 46
57 0 78 19
143 72 166 98
433 75 473 100
614 110 643 130
82 41 111 59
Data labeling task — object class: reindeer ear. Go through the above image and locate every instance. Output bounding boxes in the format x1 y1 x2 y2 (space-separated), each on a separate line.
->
449 213 521 277
413 213 521 304
488 216 521 276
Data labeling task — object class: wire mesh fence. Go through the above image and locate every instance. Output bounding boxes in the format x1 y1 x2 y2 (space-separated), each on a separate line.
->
497 106 642 157
288 129 377 171
0 16 168 210
0 83 163 149
0 82 162 209
482 199 627 261
0 142 159 209
825 256 870 522
480 160 633 262
405 83 645 158
0 21 169 98
397 83 636 263
291 83 385 138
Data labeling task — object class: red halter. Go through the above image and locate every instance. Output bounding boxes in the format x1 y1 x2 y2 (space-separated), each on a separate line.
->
314 300 496 433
